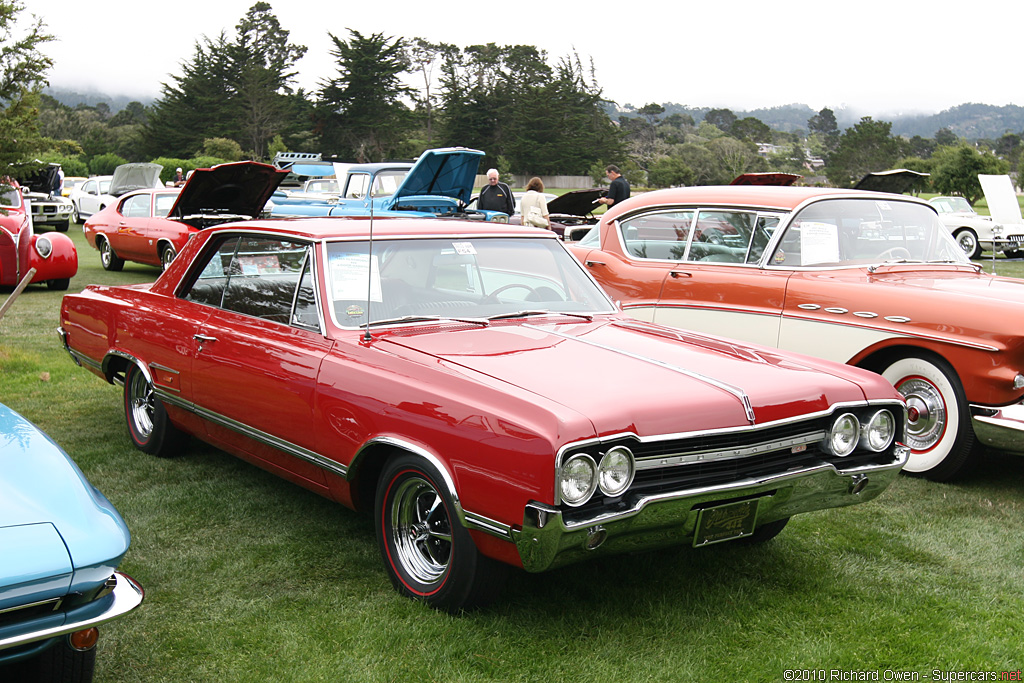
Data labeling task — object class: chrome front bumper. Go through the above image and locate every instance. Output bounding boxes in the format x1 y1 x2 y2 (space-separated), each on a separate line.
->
972 403 1024 454
513 448 909 573
0 572 144 655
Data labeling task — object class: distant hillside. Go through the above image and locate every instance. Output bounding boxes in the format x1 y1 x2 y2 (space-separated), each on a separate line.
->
43 87 154 113
612 102 1024 140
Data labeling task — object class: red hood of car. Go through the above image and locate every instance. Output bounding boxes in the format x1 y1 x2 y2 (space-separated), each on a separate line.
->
379 317 884 438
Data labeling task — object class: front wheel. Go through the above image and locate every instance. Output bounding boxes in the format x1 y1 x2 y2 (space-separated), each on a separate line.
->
124 364 188 457
953 228 981 259
376 455 506 613
46 278 70 291
9 640 96 682
880 354 975 481
55 220 70 232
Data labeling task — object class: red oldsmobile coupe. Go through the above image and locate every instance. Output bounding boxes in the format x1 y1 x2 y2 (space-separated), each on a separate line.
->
59 216 907 611
83 161 287 271
568 185 1024 481
1 180 77 290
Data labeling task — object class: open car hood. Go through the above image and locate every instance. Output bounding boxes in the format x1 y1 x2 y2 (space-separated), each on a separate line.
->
392 148 484 204
546 189 606 217
168 161 288 221
979 174 1024 226
730 172 802 186
109 163 164 197
23 164 61 194
853 168 929 194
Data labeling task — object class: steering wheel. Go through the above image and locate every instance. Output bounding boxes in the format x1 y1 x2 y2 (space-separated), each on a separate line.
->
483 283 539 303
878 247 912 260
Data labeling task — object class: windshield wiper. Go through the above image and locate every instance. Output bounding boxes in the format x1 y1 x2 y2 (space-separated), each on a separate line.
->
368 315 488 327
486 310 595 322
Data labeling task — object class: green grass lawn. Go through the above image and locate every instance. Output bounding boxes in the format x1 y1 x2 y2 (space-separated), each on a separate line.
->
2 225 1022 682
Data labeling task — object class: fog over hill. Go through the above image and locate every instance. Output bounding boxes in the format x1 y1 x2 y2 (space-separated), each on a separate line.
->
44 87 1024 142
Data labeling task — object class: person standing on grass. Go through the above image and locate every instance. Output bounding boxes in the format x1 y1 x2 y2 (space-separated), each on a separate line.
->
597 164 630 209
520 177 551 230
477 168 515 216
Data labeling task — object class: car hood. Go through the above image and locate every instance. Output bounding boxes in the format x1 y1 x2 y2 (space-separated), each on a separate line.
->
853 169 929 194
380 317 884 438
24 164 61 194
0 405 130 599
547 189 606 217
730 172 802 186
392 147 484 204
109 163 164 197
168 161 288 220
979 174 1023 226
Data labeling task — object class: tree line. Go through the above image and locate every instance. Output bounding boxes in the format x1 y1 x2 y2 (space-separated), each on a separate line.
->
5 0 1023 199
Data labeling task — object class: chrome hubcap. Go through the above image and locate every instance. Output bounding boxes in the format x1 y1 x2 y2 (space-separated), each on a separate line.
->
899 378 945 450
390 477 452 585
128 371 155 438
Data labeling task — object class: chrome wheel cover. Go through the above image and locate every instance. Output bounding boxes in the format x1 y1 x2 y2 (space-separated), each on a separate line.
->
127 370 155 439
160 246 175 270
100 240 112 267
389 476 452 586
956 231 977 256
898 377 946 451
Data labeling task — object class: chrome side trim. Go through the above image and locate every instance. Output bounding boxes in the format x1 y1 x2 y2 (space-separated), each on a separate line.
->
525 323 756 424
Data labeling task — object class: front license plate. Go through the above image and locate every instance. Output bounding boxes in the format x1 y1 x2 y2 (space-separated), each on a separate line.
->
693 499 760 547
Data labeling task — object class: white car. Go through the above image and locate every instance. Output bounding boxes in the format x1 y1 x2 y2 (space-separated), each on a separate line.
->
928 196 1005 258
67 175 112 222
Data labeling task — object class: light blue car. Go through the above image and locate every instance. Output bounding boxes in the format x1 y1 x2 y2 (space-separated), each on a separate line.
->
271 147 508 222
0 404 143 682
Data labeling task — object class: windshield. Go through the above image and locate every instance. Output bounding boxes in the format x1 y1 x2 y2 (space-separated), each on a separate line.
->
325 237 614 328
769 198 970 267
929 196 974 214
1 186 21 208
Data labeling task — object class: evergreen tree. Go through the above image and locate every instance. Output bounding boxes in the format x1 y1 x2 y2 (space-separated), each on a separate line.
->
825 117 901 188
316 30 412 162
0 0 55 168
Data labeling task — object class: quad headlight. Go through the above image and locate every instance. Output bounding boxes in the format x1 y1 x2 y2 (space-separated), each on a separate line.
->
824 412 860 457
598 446 635 497
559 454 597 506
860 409 896 452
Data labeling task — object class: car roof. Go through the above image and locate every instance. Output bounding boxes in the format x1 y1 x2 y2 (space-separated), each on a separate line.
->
212 216 557 241
604 185 926 219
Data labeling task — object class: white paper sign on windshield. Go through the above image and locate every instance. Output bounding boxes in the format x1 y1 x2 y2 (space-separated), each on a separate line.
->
329 252 382 302
799 222 840 265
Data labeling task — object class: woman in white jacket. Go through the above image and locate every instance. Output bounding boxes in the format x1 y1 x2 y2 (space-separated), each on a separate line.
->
519 177 550 230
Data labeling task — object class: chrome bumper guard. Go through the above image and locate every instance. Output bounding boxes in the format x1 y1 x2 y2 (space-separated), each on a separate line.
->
0 572 144 653
972 403 1024 454
513 448 909 573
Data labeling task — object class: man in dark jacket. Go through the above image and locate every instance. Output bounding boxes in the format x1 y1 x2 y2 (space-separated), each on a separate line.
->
597 164 630 209
477 168 515 216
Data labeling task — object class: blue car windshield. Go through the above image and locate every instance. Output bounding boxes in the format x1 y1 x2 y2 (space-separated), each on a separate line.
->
324 236 614 328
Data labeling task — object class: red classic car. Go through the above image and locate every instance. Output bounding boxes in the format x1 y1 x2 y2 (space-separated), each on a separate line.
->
1 180 77 290
83 162 287 271
59 216 907 611
569 185 1024 482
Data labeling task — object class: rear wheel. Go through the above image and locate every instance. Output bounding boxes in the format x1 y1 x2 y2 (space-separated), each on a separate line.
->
159 244 176 271
124 364 188 457
953 228 981 259
98 238 124 271
880 354 975 481
376 454 506 612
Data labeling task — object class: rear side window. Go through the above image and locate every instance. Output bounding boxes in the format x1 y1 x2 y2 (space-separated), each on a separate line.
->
183 235 320 330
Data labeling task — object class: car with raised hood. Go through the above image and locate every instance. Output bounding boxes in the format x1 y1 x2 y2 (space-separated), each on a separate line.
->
0 180 77 291
16 163 75 232
59 215 907 612
270 147 507 222
466 188 607 241
0 403 143 682
71 164 163 223
83 161 287 271
976 174 1024 258
928 195 1003 259
569 184 1024 482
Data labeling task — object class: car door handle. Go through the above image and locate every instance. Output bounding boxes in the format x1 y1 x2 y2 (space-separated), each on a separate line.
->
669 271 692 278
193 334 217 344
585 260 605 267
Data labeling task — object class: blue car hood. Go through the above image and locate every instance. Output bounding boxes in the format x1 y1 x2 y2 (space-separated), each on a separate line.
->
392 147 484 205
0 405 131 597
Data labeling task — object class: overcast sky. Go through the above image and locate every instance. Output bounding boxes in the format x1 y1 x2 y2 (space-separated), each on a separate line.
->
31 0 1022 116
